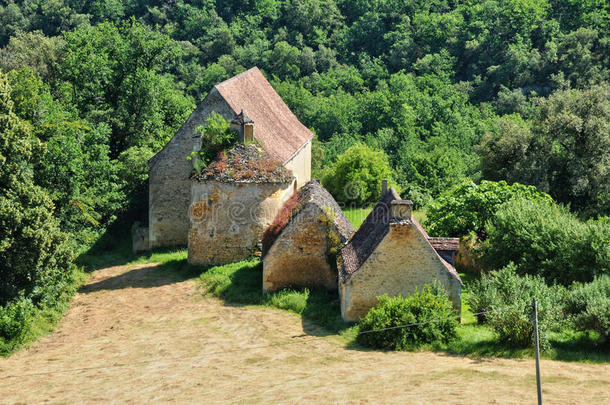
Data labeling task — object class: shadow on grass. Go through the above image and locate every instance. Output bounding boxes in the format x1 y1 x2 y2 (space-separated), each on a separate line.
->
76 228 191 272
79 258 202 293
199 259 356 338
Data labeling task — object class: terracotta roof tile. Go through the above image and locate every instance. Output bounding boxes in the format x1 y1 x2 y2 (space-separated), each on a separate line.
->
427 238 460 252
215 67 314 163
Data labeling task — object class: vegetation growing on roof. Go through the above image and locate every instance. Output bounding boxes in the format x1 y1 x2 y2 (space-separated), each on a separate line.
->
192 144 293 183
188 112 237 174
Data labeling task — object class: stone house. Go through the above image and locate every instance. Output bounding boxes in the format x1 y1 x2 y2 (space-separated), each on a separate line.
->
147 67 314 249
338 187 462 322
188 144 295 266
262 180 355 292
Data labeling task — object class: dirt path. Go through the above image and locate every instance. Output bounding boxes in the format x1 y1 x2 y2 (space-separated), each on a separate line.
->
0 263 608 404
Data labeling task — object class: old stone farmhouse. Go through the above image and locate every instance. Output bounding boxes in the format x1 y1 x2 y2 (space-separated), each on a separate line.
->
262 180 355 292
338 187 462 322
147 67 314 249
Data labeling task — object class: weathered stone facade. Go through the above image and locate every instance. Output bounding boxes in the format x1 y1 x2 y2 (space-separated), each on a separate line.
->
148 88 234 248
263 181 354 292
147 67 314 249
339 188 462 322
188 179 295 266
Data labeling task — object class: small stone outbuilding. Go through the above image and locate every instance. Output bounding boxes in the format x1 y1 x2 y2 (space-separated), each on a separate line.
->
262 180 355 292
338 188 462 321
148 67 314 249
188 144 295 266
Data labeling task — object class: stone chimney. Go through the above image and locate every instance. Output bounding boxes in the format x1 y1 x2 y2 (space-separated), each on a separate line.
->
230 110 254 143
382 179 388 194
391 200 413 220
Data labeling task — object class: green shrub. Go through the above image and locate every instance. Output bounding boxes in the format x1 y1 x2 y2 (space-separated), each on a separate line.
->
322 143 395 206
188 112 237 173
0 72 75 306
357 284 458 350
0 298 34 345
425 179 553 238
565 276 610 344
483 198 610 285
468 264 567 349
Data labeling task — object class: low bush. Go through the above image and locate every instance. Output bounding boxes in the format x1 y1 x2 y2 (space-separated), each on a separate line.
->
357 284 458 350
468 264 567 349
483 198 610 285
0 298 34 345
565 276 610 344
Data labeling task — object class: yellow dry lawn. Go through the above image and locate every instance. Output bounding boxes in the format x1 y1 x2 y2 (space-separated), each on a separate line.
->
1 263 609 404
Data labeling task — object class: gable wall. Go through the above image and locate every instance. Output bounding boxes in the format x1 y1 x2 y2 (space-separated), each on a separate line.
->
148 89 236 248
284 140 311 188
263 203 336 292
340 222 461 321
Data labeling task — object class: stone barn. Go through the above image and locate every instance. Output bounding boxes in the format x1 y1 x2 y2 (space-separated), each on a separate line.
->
147 67 314 249
338 187 462 321
262 180 355 292
188 144 295 266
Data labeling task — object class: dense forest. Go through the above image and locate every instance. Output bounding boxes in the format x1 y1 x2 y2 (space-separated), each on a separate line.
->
0 1 609 352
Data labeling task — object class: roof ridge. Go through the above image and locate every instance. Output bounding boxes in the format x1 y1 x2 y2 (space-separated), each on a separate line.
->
214 67 260 89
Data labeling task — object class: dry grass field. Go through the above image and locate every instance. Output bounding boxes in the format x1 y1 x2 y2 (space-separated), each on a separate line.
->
1 262 608 404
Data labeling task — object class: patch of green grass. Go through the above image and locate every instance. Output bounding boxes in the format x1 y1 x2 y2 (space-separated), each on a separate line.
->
343 206 372 228
343 206 428 229
199 259 356 337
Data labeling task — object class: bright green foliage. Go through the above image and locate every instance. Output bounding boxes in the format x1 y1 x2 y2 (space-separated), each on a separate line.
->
565 276 610 343
189 112 236 172
468 264 567 349
0 298 34 346
425 180 553 238
0 72 74 305
61 19 194 155
6 68 124 251
484 198 610 285
322 144 395 205
480 85 610 216
357 284 458 350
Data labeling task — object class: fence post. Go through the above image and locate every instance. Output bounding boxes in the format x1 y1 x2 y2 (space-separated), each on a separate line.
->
533 298 542 405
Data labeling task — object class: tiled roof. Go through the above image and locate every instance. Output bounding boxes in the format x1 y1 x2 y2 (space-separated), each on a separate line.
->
297 180 355 243
427 238 460 251
215 67 314 163
262 180 355 258
339 188 400 281
339 188 462 284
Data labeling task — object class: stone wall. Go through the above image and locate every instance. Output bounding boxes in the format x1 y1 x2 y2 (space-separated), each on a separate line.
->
263 204 336 292
284 141 311 189
148 89 235 248
340 221 462 321
188 180 295 266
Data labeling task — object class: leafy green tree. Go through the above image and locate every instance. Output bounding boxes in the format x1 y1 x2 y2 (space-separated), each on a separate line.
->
0 71 73 305
425 180 553 238
480 85 610 216
61 20 194 156
322 143 395 205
